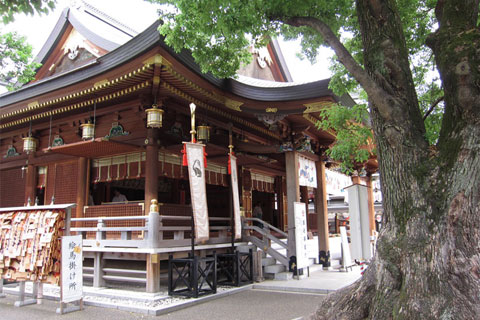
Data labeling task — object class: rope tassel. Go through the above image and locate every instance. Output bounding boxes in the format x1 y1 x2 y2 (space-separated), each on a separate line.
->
182 143 187 166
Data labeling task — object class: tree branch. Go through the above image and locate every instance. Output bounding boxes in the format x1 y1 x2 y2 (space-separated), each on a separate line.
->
283 16 397 122
423 96 444 121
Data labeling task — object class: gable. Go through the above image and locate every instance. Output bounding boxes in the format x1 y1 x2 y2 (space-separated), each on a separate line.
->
34 27 107 81
237 41 292 82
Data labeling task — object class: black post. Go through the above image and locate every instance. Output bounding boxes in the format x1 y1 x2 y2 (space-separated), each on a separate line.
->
191 208 195 258
168 254 173 295
193 255 199 298
235 250 240 285
249 248 254 283
213 251 218 293
229 170 235 252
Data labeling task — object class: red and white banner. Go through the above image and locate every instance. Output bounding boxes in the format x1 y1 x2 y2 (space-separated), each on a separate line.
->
185 142 210 242
230 154 242 239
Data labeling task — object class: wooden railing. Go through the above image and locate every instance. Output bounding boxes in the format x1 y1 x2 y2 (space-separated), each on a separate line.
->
71 211 232 248
242 217 289 268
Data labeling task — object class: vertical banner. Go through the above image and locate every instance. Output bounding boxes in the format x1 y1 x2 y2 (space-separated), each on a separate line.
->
230 154 242 239
294 202 309 269
61 235 83 303
185 142 210 242
298 156 317 188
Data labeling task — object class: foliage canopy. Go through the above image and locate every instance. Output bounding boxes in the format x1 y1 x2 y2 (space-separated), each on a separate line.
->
0 32 41 91
0 0 56 24
151 0 447 170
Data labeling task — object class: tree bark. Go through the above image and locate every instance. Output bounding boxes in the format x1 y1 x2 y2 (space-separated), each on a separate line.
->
299 0 480 319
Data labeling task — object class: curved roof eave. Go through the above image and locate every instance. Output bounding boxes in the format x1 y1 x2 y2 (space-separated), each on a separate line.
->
34 8 71 65
1 21 355 108
68 9 123 52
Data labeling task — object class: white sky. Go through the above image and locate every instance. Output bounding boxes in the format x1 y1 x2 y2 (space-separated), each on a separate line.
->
1 0 333 85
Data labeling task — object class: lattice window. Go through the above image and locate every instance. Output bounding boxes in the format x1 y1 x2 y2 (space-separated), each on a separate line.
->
83 203 144 239
45 162 78 205
0 168 25 207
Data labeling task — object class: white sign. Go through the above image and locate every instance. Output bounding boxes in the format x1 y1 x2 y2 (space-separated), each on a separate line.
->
294 202 309 269
61 235 83 303
230 154 242 239
298 156 317 188
185 142 210 242
340 226 353 268
347 184 372 260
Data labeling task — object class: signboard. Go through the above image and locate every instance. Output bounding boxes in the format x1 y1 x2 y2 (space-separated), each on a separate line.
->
230 154 242 239
340 226 353 269
185 142 210 242
61 235 82 303
347 184 372 260
294 202 309 269
298 156 317 188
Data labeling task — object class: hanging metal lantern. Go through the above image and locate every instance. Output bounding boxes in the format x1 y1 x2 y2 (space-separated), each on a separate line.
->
23 136 37 154
145 104 164 128
197 125 211 143
81 121 95 140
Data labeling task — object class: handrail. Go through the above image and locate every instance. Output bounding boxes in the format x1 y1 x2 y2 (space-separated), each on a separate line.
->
244 217 287 238
242 217 289 268
71 216 148 222
158 215 230 222
71 212 233 249
72 215 229 222
244 225 287 250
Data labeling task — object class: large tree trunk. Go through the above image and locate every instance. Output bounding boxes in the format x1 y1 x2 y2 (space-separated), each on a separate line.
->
310 0 480 319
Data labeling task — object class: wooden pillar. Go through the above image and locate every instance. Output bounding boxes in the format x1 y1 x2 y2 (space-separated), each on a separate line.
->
85 159 91 204
146 254 161 293
275 176 285 230
25 163 36 206
300 186 309 204
351 175 361 185
75 157 88 219
315 161 330 268
285 151 300 267
145 128 159 211
241 168 252 218
366 174 376 235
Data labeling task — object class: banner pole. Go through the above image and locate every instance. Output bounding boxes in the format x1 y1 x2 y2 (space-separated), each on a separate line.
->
229 167 234 251
228 127 235 251
191 208 195 258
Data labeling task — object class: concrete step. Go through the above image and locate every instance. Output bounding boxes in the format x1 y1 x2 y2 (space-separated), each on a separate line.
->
331 259 341 267
264 264 286 274
274 271 293 281
262 257 276 267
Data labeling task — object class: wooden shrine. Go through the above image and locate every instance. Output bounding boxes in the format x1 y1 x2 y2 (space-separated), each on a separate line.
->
0 2 378 293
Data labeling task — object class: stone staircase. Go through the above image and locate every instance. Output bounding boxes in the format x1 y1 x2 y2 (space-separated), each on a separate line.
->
262 255 292 280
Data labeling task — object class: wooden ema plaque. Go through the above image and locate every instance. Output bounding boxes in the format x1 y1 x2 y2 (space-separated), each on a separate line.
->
0 209 65 284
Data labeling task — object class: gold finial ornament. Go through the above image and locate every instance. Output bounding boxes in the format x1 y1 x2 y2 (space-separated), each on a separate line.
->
190 103 196 142
150 199 159 213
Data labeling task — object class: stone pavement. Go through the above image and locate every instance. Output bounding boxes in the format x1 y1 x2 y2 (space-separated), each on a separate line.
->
1 264 363 317
254 264 363 294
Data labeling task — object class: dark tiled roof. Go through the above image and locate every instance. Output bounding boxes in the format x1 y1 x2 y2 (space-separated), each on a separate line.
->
1 21 355 108
34 1 137 65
